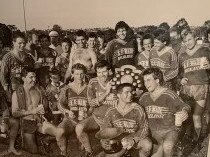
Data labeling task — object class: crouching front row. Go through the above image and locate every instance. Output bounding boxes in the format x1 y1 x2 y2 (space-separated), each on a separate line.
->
98 67 190 157
7 63 190 157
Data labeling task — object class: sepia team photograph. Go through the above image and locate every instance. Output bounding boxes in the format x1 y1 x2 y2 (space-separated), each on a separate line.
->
1 0 210 156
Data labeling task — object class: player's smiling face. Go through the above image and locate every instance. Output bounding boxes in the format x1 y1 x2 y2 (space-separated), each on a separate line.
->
118 86 133 103
183 33 196 50
154 39 165 51
143 74 159 92
97 66 109 82
117 28 127 40
72 69 85 83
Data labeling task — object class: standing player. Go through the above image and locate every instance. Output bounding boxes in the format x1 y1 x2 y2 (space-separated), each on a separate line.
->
57 63 90 156
135 33 154 69
55 38 72 82
150 28 178 89
179 30 210 143
0 32 34 156
76 60 117 156
140 67 190 157
25 32 39 61
1 32 34 93
105 21 138 69
65 30 97 82
35 34 57 70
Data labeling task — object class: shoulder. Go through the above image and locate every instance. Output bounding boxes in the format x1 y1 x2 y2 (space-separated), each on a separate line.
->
139 92 150 102
199 46 210 53
132 103 145 112
106 39 118 48
162 89 180 100
104 106 117 117
2 52 13 61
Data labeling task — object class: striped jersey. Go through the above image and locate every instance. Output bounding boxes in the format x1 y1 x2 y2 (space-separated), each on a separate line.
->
135 50 150 69
59 83 89 121
179 46 210 85
150 46 178 81
139 88 189 131
36 47 56 69
103 103 149 142
105 39 137 68
0 51 34 91
87 77 118 122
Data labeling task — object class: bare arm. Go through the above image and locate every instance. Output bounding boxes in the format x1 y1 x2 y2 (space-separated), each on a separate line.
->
89 50 97 70
64 50 75 82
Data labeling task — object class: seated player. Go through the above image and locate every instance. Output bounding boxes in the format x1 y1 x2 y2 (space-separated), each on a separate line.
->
139 67 190 157
57 63 90 156
11 67 63 155
76 60 118 156
101 83 152 157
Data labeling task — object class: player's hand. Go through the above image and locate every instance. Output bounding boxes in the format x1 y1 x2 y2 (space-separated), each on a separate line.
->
105 80 112 94
65 110 75 119
121 137 135 150
33 104 45 115
181 78 188 85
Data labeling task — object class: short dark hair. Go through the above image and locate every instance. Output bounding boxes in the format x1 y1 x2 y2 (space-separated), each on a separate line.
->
140 33 154 47
181 29 195 41
115 21 130 32
61 37 72 48
49 68 61 77
72 63 87 74
142 67 164 86
75 30 87 39
39 34 50 42
153 28 170 45
88 32 97 39
13 32 26 42
96 31 105 39
95 60 111 72
116 83 133 94
21 67 36 78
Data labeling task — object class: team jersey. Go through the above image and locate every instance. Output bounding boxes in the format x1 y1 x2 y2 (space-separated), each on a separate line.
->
103 103 149 142
139 89 189 131
150 46 178 82
59 83 89 121
87 77 118 121
0 51 34 91
179 46 210 85
105 39 138 68
135 50 150 69
36 47 56 69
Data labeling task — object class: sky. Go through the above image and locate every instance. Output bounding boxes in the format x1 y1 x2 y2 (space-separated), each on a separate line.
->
0 0 210 31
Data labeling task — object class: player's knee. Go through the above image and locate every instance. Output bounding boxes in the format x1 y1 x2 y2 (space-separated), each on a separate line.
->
56 127 65 139
75 123 84 136
162 140 174 154
193 115 202 128
140 138 152 152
